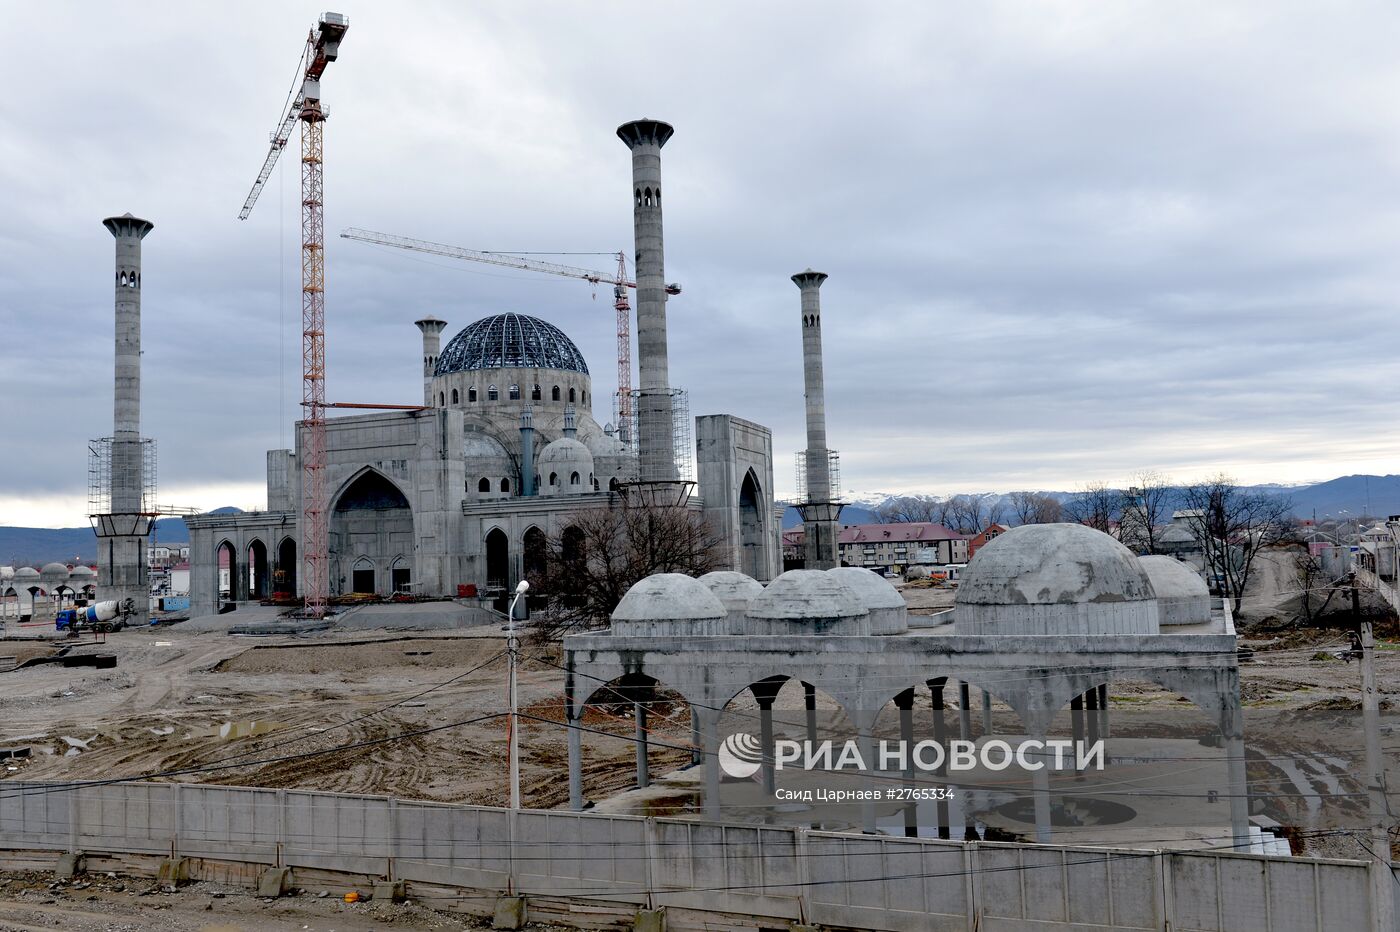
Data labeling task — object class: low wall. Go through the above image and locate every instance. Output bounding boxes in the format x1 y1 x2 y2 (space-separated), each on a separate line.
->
0 781 1382 931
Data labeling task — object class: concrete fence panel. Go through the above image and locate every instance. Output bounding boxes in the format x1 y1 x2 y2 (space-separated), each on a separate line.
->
0 781 1387 932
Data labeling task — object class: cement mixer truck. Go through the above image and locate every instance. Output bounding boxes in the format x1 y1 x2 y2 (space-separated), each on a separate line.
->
55 599 134 635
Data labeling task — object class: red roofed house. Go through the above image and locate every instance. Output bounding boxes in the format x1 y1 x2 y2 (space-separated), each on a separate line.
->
968 523 1010 559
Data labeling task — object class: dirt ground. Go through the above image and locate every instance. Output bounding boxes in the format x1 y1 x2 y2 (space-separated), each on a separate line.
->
0 869 563 931
0 624 670 811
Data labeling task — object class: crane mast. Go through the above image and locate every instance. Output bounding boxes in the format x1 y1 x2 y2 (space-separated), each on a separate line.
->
240 13 348 619
339 228 682 448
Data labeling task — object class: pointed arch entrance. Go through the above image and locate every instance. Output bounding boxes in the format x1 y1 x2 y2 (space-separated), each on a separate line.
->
331 469 414 598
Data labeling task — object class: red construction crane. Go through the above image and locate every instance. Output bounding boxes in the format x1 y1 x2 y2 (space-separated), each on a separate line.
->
338 228 680 447
239 13 349 619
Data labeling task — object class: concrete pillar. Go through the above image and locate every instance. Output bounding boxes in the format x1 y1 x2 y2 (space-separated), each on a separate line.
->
98 213 156 626
803 682 818 746
1097 683 1110 739
1032 761 1053 844
928 677 950 839
634 698 649 789
1084 687 1100 746
617 119 676 483
792 269 841 569
752 680 783 796
958 681 973 740
1070 694 1085 777
697 708 721 820
520 408 536 497
567 712 583 810
895 688 918 837
982 689 994 735
414 316 447 407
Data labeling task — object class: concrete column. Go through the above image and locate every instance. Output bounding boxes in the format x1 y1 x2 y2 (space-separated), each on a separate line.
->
634 698 650 789
792 269 841 569
414 316 447 407
617 119 676 483
519 409 536 497
752 680 783 797
895 688 918 838
958 681 973 740
1070 694 1085 777
1084 687 1100 746
928 677 950 839
696 707 721 820
568 713 583 809
803 682 818 746
1032 761 1053 844
982 689 993 735
1097 683 1110 739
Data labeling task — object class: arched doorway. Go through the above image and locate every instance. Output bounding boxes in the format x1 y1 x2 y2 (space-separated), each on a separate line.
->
248 539 269 600
351 557 376 595
485 527 509 590
216 540 238 602
739 469 764 579
275 537 297 597
390 555 411 594
523 526 547 583
331 469 413 599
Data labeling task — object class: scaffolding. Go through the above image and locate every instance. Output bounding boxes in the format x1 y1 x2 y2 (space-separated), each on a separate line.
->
629 387 692 482
87 437 156 516
794 448 841 503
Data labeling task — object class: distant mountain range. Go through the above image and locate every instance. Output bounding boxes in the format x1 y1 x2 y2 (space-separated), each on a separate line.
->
7 477 1400 564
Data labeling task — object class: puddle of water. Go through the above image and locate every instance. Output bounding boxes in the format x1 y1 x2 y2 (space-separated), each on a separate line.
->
196 720 284 741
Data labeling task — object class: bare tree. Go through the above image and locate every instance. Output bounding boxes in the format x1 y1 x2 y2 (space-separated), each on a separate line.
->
531 499 723 640
986 496 1008 528
946 493 994 534
1008 490 1064 525
1178 473 1294 614
876 494 943 524
1118 470 1176 554
1293 545 1339 625
1062 482 1117 533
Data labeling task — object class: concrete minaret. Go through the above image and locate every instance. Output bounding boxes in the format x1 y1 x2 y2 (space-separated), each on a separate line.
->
415 316 447 406
563 404 578 439
520 407 536 497
97 213 156 623
793 269 842 569
617 119 676 484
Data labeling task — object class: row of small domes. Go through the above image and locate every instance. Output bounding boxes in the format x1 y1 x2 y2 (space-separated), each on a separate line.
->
8 563 96 580
607 524 1210 637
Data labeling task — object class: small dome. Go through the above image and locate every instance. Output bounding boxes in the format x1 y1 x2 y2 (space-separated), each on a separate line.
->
1138 555 1211 626
699 571 764 611
14 566 39 578
69 565 96 577
40 563 69 579
747 570 869 634
826 567 908 635
955 524 1159 636
611 573 727 636
538 437 595 495
435 313 589 376
463 431 511 459
586 431 630 457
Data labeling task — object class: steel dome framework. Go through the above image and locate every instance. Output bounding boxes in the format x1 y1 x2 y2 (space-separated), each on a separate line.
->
435 313 590 376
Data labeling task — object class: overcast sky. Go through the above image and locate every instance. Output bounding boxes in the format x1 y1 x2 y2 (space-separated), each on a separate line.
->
4 1 1400 527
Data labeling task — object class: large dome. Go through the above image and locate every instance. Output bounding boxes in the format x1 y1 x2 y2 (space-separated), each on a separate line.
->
954 523 1160 636
435 313 589 376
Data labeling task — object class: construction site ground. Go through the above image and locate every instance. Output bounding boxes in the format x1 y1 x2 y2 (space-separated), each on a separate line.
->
0 554 1394 861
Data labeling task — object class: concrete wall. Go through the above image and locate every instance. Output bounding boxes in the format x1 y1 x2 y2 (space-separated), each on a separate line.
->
695 415 780 582
0 781 1378 931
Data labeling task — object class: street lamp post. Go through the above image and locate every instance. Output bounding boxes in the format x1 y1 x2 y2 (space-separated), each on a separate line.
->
507 579 529 810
